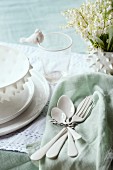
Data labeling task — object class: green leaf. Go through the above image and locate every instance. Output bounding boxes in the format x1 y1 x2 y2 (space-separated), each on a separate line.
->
100 34 108 44
109 42 113 52
111 1 113 8
89 39 94 45
107 25 113 51
106 9 113 15
108 37 113 51
100 34 108 51
95 37 105 50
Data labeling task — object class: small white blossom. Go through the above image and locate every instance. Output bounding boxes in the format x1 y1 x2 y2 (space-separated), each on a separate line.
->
107 5 112 12
100 21 105 28
104 27 107 34
63 0 113 51
109 14 112 19
107 20 112 25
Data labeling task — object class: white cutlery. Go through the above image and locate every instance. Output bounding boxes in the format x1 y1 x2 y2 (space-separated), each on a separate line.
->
51 107 66 124
31 95 93 160
46 132 68 158
71 96 93 123
68 130 78 157
67 127 81 140
57 95 75 123
30 127 67 160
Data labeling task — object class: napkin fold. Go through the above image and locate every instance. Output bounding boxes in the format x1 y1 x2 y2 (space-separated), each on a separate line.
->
35 73 113 170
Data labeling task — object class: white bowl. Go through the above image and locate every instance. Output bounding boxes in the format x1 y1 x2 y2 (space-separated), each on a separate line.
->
0 45 31 102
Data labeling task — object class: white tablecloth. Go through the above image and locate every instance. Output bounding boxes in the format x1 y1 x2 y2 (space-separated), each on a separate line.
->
0 42 93 153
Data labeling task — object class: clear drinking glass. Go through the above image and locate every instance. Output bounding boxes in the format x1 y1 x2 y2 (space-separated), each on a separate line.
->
38 32 72 84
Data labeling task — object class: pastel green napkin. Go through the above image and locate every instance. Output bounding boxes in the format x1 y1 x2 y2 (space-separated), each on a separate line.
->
36 73 113 170
0 150 38 170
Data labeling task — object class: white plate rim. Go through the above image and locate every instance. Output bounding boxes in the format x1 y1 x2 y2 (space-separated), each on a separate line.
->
0 80 35 124
0 70 50 136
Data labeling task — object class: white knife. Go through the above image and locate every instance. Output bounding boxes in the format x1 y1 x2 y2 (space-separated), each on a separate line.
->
46 132 68 159
30 127 67 160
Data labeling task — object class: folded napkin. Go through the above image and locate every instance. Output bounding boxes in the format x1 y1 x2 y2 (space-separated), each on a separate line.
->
36 73 113 170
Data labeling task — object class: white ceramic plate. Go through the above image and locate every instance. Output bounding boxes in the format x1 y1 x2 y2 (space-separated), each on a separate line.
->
0 80 34 124
0 70 50 136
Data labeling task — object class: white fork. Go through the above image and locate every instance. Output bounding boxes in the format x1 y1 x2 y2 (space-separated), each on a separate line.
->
67 95 93 157
71 95 93 123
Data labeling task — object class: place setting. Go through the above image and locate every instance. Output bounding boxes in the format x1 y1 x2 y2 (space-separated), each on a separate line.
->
0 28 73 138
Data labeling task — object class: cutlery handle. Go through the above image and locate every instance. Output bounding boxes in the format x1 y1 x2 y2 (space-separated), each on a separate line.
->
67 127 81 140
68 130 78 157
46 132 68 159
30 127 67 160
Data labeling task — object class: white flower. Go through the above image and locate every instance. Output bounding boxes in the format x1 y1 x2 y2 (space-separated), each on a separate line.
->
104 27 107 34
100 21 105 28
109 14 112 20
107 5 112 12
107 20 112 25
63 0 113 51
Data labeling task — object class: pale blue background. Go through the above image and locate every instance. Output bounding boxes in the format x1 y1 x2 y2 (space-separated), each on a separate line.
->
0 0 88 52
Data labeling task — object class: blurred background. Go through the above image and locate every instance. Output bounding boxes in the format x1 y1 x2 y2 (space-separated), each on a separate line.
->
0 0 88 52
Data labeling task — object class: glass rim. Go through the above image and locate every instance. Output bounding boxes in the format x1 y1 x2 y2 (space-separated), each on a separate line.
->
38 32 72 52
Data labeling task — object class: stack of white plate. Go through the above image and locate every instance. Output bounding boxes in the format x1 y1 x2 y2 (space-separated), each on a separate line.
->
0 46 49 136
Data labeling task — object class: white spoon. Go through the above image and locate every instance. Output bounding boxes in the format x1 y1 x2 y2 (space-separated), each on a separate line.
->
46 132 68 159
57 95 75 122
51 107 66 124
68 130 78 157
30 127 67 160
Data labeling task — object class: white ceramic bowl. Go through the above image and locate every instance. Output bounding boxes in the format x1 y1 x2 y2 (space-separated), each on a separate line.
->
0 45 31 102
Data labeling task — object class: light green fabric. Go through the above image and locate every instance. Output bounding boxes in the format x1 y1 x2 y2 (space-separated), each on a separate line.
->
0 150 38 170
0 0 87 52
36 73 113 170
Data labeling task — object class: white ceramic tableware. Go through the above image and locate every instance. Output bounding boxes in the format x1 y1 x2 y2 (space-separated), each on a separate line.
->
30 128 67 160
0 45 31 102
46 132 68 159
0 80 34 124
57 95 75 122
0 70 49 136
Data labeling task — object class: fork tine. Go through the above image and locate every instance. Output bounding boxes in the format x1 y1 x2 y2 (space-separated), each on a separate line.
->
75 98 87 115
78 96 93 117
78 98 92 116
79 102 93 118
76 96 92 116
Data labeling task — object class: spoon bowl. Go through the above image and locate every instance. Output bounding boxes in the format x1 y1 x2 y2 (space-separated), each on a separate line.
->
51 107 66 124
57 95 75 120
